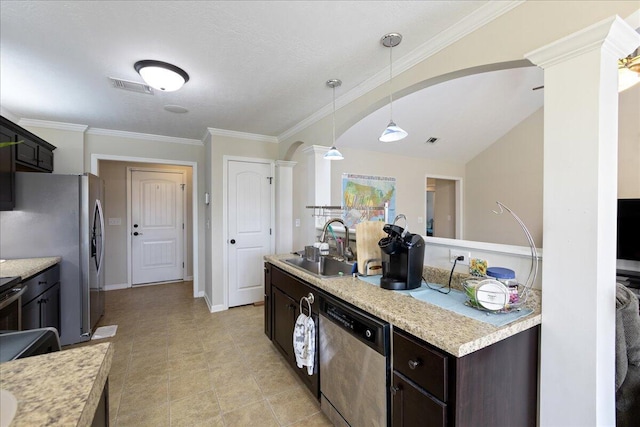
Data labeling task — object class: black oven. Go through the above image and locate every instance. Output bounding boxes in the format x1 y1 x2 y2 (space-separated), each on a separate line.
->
0 276 26 331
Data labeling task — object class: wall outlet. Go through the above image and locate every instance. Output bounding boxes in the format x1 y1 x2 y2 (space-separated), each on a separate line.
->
449 249 471 265
295 218 301 227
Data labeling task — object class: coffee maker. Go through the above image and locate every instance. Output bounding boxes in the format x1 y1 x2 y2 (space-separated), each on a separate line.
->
378 215 425 290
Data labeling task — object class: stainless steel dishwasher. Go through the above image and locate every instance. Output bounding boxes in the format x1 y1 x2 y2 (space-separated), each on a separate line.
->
319 295 390 426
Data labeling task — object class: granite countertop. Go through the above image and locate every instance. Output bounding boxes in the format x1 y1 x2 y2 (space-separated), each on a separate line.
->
265 254 541 357
0 342 113 426
0 257 62 280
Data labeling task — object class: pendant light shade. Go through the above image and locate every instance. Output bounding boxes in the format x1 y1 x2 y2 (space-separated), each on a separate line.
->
134 60 190 92
379 33 407 142
324 79 344 161
379 121 408 142
324 146 344 160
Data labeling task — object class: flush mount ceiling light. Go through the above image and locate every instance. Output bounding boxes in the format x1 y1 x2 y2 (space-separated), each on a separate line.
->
134 60 189 92
379 33 408 143
324 79 344 161
619 48 640 92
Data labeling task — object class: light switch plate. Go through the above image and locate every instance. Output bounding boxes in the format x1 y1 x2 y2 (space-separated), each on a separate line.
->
108 218 121 226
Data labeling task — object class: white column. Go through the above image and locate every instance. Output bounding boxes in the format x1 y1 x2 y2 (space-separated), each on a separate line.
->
302 145 331 243
275 160 297 254
526 16 639 426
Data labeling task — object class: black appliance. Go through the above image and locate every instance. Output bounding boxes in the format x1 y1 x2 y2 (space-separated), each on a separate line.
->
617 198 640 262
378 216 425 290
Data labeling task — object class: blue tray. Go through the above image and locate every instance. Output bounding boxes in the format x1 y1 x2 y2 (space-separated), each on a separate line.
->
357 275 533 328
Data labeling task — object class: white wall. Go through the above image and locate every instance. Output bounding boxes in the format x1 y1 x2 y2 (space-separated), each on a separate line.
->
207 133 279 310
290 145 465 250
465 108 544 246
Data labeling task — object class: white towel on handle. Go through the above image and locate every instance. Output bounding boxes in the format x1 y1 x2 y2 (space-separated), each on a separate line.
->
293 312 315 375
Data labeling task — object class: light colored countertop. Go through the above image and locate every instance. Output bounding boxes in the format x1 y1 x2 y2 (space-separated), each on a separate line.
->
0 257 61 280
0 342 113 426
265 254 541 357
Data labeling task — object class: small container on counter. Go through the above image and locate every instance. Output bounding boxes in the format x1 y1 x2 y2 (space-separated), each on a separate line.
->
486 267 519 304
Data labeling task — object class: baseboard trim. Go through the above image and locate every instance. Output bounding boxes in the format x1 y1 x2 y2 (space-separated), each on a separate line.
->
210 304 227 313
105 283 129 291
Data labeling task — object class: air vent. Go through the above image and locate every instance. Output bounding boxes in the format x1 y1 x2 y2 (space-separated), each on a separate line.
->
109 77 154 94
425 137 440 144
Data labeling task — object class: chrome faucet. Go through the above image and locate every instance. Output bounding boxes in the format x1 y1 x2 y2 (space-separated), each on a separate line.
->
320 218 354 261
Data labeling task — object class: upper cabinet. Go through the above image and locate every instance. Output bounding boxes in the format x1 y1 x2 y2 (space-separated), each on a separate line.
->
0 116 56 210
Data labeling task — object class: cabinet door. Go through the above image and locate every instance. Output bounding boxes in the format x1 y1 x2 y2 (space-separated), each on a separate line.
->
272 286 297 360
0 125 16 210
15 139 39 167
37 145 54 172
392 372 446 427
41 283 61 334
22 298 41 331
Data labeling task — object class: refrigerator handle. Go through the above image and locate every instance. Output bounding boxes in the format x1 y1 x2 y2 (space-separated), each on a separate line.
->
96 199 105 276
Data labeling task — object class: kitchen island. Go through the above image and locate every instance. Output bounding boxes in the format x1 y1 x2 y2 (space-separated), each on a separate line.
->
265 254 541 357
265 254 542 426
0 342 113 426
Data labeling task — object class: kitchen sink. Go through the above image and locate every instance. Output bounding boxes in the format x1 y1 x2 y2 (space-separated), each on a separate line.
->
284 256 355 278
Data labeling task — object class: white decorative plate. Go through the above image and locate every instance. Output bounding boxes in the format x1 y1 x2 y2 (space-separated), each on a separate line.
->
475 280 509 311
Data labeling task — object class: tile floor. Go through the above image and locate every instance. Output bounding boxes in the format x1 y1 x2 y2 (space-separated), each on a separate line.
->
71 281 332 426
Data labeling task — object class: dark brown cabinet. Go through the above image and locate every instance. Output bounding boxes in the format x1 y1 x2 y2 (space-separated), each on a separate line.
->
265 263 320 399
0 124 17 210
392 326 539 427
264 263 272 339
0 116 56 210
392 372 446 427
20 265 61 335
272 286 297 359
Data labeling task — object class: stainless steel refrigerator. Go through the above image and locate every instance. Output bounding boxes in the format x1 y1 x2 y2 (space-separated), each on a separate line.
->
0 172 105 345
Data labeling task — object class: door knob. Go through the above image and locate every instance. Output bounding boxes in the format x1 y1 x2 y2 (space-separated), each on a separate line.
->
133 224 139 228
230 239 236 244
133 231 143 236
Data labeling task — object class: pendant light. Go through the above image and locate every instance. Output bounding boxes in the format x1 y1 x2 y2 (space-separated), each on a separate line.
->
324 79 344 160
134 60 190 92
379 33 408 142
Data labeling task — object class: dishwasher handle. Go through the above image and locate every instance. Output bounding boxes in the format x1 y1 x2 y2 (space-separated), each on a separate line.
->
0 286 26 310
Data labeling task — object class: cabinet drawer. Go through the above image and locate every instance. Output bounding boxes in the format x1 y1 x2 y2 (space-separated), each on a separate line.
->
271 266 318 315
393 328 448 402
21 264 60 305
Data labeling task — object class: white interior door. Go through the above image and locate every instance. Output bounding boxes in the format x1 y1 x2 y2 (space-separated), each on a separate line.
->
228 160 272 307
131 170 184 285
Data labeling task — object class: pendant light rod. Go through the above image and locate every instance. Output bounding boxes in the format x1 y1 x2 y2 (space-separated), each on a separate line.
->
324 79 344 160
379 33 407 142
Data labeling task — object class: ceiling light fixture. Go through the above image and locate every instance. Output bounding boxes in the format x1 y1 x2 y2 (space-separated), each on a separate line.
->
618 48 640 92
324 79 344 161
134 60 190 92
379 33 408 142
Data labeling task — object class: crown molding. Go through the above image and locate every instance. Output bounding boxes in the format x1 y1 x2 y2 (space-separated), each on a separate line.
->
206 127 279 143
18 118 88 132
302 145 330 156
276 160 297 168
278 0 524 142
86 127 203 146
526 16 640 69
